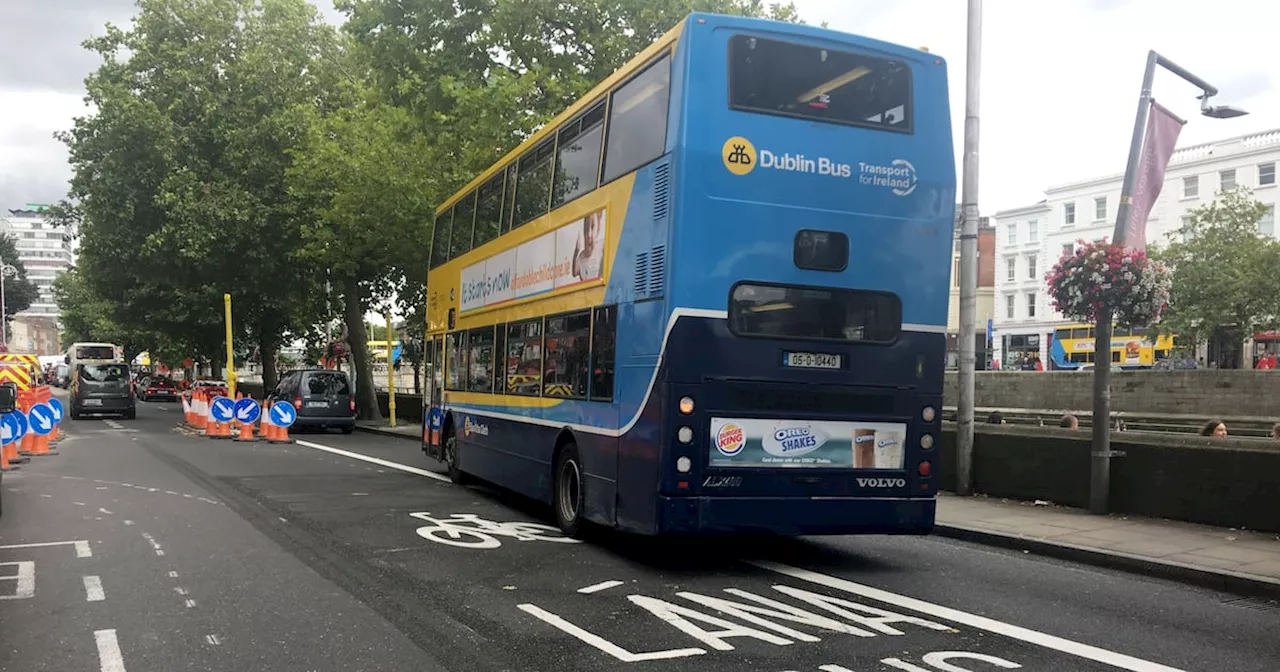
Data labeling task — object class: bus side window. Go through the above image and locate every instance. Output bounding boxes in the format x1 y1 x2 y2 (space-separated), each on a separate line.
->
507 319 544 396
430 208 452 269
601 54 671 185
543 312 591 399
445 332 467 391
590 306 617 402
450 191 477 260
467 326 495 393
493 324 508 394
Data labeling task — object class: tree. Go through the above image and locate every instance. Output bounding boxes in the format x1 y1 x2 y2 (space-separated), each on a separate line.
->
1152 188 1280 364
0 234 39 343
56 0 339 388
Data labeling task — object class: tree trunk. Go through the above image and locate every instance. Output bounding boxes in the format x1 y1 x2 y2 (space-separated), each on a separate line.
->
258 331 279 395
344 275 382 421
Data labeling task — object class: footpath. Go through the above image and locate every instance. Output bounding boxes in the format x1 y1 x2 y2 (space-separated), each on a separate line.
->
356 421 1280 598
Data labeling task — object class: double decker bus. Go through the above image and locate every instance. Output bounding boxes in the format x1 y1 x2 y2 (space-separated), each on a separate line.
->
422 13 954 537
1049 323 1176 369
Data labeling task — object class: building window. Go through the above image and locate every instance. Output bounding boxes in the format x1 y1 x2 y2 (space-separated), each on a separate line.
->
1026 254 1037 280
1260 162 1276 187
1005 256 1016 282
1026 292 1037 318
1005 294 1016 319
1260 205 1276 237
1183 175 1199 198
1061 243 1074 259
1094 197 1107 221
1005 223 1017 247
1027 220 1039 243
1221 169 1237 191
1063 202 1075 225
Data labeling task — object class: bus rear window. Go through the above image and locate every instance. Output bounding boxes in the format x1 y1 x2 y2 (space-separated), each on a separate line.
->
728 34 912 133
729 283 901 343
76 345 115 360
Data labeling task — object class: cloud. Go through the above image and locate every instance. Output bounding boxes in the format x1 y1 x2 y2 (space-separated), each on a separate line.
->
0 0 138 94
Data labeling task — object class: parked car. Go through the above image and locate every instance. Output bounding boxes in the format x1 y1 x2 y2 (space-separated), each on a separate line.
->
70 363 136 420
192 379 228 398
268 369 355 433
141 377 179 402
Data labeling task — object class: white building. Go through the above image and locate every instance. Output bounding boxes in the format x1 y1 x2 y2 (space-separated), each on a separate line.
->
1 204 76 319
992 128 1280 369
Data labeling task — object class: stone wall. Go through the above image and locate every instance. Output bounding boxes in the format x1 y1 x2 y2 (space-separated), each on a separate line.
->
943 370 1280 417
938 424 1280 533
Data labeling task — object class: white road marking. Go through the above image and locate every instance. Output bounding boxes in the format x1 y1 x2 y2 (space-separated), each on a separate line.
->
578 580 625 594
74 502 86 506
174 587 188 595
295 440 451 483
168 571 179 579
165 491 177 495
123 520 134 526
205 634 221 645
750 561 1184 672
84 575 106 602
141 533 164 556
184 598 197 608
99 507 113 515
518 603 706 662
0 540 92 558
351 492 369 496
0 561 36 599
95 629 127 672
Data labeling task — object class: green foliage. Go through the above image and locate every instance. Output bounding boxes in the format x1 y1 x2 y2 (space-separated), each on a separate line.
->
0 234 39 327
1152 188 1280 344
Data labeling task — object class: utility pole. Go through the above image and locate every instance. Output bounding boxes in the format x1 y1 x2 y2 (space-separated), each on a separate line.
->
956 0 983 496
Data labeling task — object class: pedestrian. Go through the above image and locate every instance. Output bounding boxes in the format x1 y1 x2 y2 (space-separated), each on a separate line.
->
986 411 1005 424
1059 414 1078 429
1199 420 1227 438
1271 423 1280 440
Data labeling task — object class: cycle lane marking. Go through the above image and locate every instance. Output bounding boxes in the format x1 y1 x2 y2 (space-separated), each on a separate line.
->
294 440 452 483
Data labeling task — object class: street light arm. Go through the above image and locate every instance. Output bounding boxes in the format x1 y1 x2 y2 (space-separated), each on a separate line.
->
1154 53 1219 98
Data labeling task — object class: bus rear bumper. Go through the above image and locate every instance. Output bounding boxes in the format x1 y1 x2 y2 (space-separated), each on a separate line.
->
655 495 936 536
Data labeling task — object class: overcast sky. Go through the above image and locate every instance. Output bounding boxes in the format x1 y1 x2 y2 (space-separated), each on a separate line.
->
1 0 1276 217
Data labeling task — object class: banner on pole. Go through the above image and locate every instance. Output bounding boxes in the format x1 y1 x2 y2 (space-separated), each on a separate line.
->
1127 101 1185 252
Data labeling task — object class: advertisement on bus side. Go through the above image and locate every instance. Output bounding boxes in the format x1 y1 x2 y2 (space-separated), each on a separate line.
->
459 207 607 313
708 417 907 469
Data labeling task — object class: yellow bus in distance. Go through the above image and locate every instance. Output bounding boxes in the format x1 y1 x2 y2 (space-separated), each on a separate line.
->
1049 323 1175 369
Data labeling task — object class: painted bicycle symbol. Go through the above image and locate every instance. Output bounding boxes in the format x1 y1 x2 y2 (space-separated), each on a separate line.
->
409 512 582 549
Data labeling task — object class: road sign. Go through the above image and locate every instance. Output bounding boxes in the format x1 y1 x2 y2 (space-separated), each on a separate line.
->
0 415 14 445
3 411 27 445
27 403 55 436
209 396 235 423
269 401 297 428
47 398 63 423
234 398 261 424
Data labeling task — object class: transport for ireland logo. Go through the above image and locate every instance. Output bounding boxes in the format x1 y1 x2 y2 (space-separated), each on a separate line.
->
722 136 757 175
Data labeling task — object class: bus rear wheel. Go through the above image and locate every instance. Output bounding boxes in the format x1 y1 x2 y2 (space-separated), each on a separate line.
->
553 443 585 538
442 433 468 484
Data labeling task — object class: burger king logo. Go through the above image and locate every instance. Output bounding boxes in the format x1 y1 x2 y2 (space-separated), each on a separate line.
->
716 423 746 456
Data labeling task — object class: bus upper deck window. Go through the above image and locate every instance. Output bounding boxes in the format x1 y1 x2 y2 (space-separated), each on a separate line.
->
794 230 848 272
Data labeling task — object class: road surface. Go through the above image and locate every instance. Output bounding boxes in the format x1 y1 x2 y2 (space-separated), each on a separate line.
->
1 399 1275 671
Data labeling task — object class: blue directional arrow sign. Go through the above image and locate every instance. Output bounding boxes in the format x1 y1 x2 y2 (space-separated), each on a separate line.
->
209 396 235 423
47 398 64 423
233 398 261 424
269 401 297 428
27 403 55 436
0 414 16 446
4 411 28 445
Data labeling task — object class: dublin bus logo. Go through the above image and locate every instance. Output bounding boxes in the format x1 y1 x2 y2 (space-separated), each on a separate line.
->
721 136 757 175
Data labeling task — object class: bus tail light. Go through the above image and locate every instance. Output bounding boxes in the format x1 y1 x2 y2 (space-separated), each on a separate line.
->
920 433 934 449
676 456 692 473
678 396 695 414
677 426 693 444
921 406 936 422
917 461 932 478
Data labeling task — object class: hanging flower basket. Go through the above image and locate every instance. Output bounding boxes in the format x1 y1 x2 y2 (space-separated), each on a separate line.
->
1045 239 1171 327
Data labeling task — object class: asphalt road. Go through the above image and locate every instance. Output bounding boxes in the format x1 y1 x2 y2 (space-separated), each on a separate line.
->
1 399 1276 672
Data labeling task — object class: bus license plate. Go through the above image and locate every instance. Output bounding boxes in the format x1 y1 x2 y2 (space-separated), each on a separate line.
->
783 351 841 369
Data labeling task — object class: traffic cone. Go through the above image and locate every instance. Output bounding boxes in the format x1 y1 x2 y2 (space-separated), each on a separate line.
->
1 439 18 472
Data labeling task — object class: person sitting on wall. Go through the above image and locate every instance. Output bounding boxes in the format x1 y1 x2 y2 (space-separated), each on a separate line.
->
986 411 1004 424
1271 423 1280 440
1059 414 1078 429
1199 420 1227 438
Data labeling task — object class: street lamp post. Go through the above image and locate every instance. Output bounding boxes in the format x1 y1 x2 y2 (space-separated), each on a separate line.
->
0 263 18 351
1090 50 1247 515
